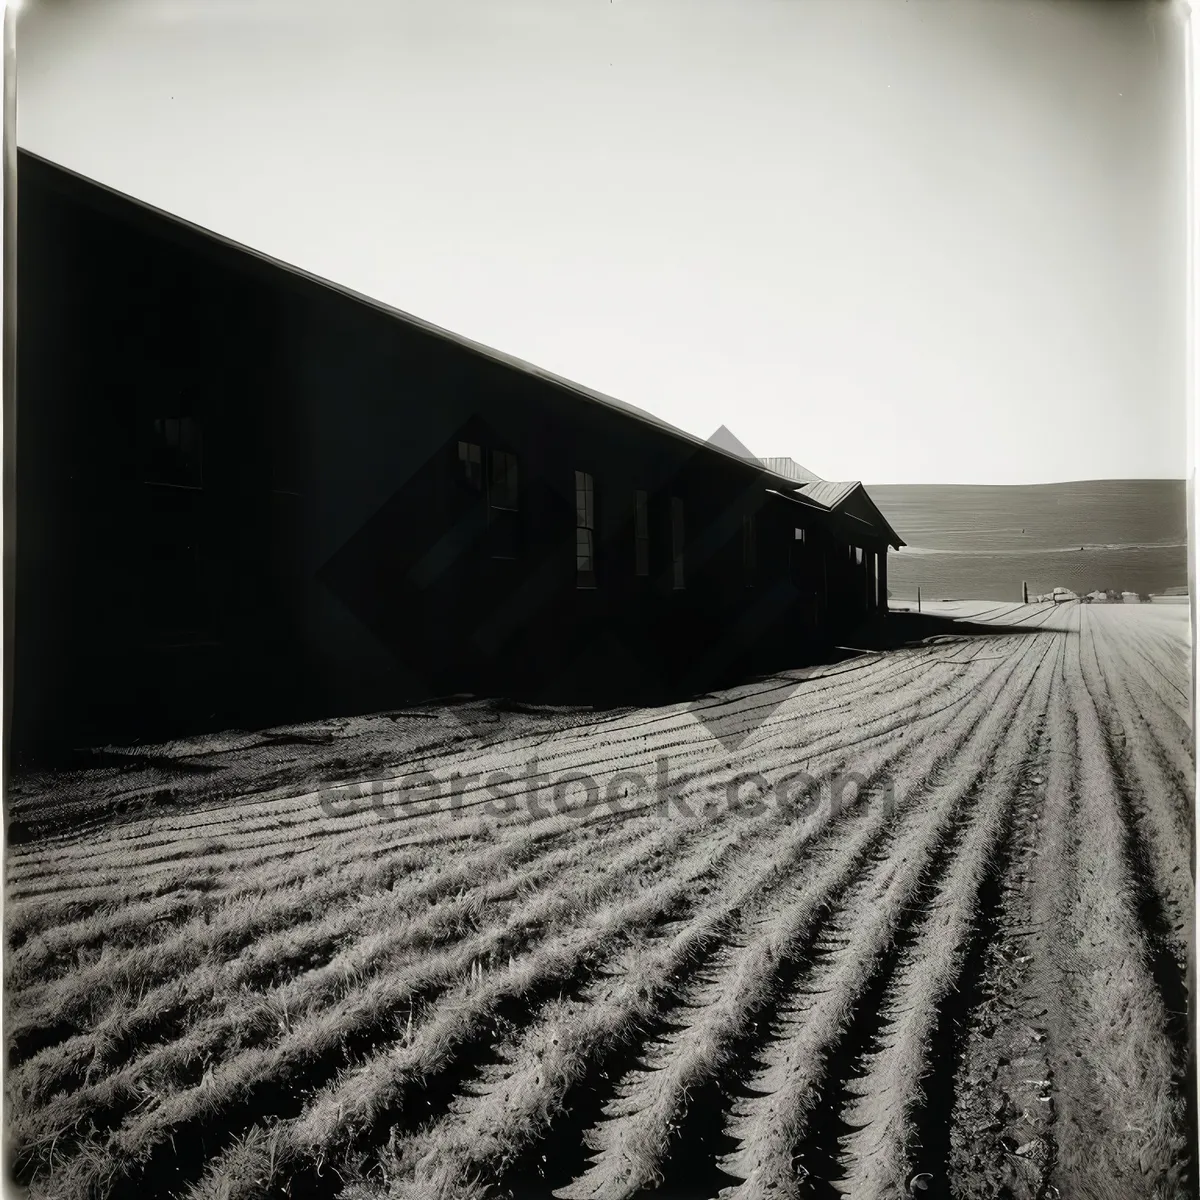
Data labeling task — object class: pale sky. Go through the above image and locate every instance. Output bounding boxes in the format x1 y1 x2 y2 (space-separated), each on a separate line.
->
15 0 1189 484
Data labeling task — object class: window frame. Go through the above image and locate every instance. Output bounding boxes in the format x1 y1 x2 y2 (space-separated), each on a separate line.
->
488 449 519 511
575 469 597 588
145 415 204 490
743 513 757 587
457 440 483 494
487 448 520 560
670 496 686 590
634 489 650 578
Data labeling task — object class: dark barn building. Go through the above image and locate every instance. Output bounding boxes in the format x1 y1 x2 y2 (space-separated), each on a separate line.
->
12 151 903 756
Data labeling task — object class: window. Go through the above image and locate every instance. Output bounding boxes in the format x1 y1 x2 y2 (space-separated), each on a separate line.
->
147 416 203 488
458 441 483 492
790 526 808 569
143 413 206 632
576 470 596 588
488 449 519 558
671 497 685 589
634 490 650 577
489 450 518 508
743 514 756 586
854 546 864 567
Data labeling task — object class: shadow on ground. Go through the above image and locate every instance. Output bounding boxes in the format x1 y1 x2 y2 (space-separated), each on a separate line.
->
6 608 1058 844
837 608 1056 653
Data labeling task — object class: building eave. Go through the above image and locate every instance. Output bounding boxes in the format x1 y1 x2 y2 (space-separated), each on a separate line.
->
19 148 836 503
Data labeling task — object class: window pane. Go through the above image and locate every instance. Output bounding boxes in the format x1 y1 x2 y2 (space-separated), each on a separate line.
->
671 497 684 588
148 415 203 486
576 527 594 570
575 471 593 529
490 450 518 509
577 527 596 587
458 441 482 490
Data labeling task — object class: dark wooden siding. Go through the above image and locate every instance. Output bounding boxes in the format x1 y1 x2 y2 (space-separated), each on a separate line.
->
12 152 887 755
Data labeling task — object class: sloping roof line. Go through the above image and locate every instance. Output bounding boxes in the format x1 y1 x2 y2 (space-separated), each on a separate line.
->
765 488 816 507
21 149 907 540
798 480 860 509
847 485 906 548
797 480 906 548
22 150 826 507
767 486 904 549
759 456 824 485
767 489 872 529
708 425 760 463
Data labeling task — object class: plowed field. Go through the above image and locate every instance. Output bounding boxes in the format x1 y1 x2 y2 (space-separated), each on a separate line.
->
5 601 1194 1200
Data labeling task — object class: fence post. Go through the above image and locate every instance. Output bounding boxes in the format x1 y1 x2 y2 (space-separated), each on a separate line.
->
1022 580 1028 604
917 585 921 614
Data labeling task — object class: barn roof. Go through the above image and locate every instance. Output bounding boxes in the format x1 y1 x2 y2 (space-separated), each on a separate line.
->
797 481 905 549
758 456 824 485
796 480 859 509
707 425 761 463
20 148 903 548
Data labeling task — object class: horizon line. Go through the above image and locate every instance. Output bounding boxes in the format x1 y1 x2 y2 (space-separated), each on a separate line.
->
866 476 1189 488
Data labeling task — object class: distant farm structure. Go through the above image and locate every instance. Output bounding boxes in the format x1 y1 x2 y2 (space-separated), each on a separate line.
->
1150 585 1189 605
1031 587 1078 604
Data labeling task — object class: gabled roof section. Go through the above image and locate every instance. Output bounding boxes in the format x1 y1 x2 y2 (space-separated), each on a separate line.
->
19 149 823 500
707 425 759 463
797 481 906 549
759 456 823 485
19 150 885 526
797 480 859 509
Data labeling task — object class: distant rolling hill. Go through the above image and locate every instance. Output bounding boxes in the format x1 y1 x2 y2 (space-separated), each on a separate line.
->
866 479 1189 602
